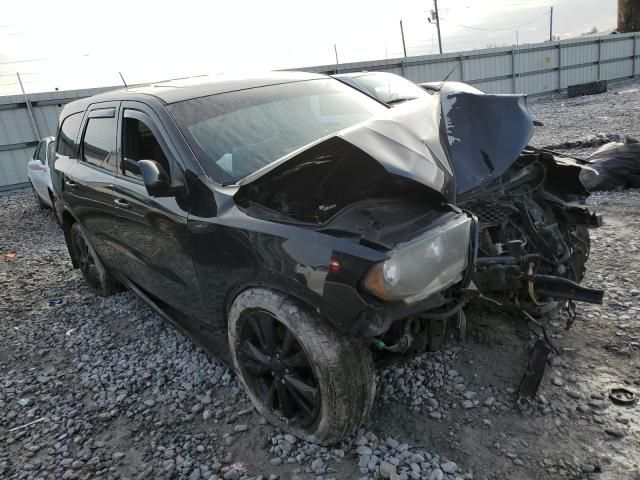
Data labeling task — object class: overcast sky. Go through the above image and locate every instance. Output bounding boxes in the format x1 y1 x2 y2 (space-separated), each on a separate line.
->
0 0 617 96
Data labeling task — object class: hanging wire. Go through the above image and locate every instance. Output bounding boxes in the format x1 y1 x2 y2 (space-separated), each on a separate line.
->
441 10 550 32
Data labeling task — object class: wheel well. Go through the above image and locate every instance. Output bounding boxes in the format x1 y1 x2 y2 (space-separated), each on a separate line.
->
62 211 79 268
224 280 333 333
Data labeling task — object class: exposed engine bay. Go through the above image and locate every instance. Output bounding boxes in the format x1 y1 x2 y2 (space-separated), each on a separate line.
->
235 136 450 248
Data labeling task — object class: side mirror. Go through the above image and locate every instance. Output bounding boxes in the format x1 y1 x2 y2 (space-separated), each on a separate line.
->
138 160 172 197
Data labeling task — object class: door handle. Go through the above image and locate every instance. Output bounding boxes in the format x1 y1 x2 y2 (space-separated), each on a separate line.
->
113 198 131 209
65 180 78 189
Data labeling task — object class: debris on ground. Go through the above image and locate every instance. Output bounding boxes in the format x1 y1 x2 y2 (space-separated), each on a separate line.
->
579 139 640 191
2 252 17 261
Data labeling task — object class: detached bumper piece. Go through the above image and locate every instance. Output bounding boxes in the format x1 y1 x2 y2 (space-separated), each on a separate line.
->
532 274 604 304
518 339 551 402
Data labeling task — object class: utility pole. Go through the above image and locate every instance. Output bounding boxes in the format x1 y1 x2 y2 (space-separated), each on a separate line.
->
618 0 640 32
434 0 443 54
16 72 41 140
549 6 554 41
400 19 407 57
334 44 339 73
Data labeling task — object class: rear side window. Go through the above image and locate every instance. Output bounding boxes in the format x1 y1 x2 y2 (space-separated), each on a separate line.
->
82 117 117 172
56 113 83 157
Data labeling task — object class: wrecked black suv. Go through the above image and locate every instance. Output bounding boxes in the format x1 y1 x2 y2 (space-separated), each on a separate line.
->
53 72 600 444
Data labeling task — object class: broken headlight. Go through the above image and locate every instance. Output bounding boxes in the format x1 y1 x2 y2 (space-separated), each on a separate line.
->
363 214 471 303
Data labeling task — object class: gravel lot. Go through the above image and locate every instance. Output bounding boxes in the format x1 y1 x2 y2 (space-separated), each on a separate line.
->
2 79 640 480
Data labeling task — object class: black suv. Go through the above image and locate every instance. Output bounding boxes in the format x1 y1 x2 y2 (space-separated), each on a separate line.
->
54 71 603 444
53 72 475 444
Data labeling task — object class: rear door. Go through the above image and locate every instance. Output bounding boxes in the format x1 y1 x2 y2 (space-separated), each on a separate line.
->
111 101 200 318
62 103 120 265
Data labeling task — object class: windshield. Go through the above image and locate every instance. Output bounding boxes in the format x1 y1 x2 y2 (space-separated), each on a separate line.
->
167 78 386 184
345 73 429 105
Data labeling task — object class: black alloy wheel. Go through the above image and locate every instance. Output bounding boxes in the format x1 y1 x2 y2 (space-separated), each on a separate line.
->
228 288 375 445
237 309 320 426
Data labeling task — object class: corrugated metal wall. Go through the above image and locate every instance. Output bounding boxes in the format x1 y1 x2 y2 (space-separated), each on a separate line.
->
1 32 638 191
0 86 119 191
302 32 639 96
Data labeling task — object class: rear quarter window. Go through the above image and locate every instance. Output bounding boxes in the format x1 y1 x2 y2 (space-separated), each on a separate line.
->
56 112 83 157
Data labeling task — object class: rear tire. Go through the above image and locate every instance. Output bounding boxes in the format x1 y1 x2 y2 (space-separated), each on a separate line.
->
228 288 376 445
69 223 121 296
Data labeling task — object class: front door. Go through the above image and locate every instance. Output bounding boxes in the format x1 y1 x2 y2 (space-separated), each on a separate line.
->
111 101 201 318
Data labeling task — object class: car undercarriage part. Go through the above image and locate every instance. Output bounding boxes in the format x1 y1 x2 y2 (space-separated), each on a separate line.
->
456 148 605 400
609 387 637 406
459 151 603 319
372 295 470 354
518 339 551 403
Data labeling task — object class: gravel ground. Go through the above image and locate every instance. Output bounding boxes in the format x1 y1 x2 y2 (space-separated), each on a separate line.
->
529 77 640 152
2 80 640 480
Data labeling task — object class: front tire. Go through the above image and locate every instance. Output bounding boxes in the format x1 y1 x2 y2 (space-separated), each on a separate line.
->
228 288 375 445
69 223 120 296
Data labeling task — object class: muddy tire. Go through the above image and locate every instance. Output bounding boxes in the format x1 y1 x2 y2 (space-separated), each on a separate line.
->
69 223 121 296
228 288 376 445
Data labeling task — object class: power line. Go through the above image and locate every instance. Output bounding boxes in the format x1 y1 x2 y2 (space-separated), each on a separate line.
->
0 58 47 65
0 71 38 77
441 10 550 31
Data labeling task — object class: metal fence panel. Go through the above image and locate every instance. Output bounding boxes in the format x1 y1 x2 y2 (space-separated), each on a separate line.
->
0 149 32 190
561 42 599 66
465 53 512 81
519 71 560 95
562 64 599 88
0 107 36 145
602 58 634 79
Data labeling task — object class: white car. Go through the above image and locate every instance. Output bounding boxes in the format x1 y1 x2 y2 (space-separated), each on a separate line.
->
27 136 56 209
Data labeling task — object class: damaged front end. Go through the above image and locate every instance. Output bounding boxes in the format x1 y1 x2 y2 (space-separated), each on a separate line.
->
233 107 478 355
233 84 604 400
437 88 604 400
438 90 604 314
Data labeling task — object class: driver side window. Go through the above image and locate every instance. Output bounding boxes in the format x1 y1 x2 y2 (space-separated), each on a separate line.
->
122 114 170 180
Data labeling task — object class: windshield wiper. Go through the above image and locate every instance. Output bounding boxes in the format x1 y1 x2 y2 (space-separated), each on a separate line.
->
386 97 417 106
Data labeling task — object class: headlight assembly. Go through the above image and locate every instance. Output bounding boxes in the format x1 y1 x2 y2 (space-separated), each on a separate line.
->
363 214 471 303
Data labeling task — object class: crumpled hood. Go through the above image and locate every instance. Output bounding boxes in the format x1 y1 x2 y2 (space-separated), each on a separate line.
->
338 95 455 198
239 89 533 199
238 94 456 201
